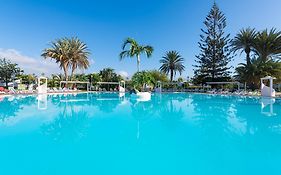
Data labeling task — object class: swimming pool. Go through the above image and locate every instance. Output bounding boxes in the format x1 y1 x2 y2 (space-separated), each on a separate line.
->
0 93 281 175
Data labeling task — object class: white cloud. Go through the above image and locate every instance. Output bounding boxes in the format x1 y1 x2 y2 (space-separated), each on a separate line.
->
0 48 61 75
117 70 129 78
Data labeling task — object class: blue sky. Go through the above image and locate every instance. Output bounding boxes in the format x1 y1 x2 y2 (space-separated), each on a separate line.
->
0 0 281 79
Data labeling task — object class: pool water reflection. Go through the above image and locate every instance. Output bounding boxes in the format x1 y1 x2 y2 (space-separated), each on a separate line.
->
0 93 281 175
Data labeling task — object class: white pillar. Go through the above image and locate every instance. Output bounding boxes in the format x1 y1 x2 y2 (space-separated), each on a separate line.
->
261 79 263 91
124 81 126 90
270 78 273 96
38 77 47 94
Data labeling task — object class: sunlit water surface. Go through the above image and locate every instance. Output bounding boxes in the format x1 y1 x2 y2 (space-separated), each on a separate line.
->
1 93 281 175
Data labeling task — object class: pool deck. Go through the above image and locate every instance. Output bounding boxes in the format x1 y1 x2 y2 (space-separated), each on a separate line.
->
1 91 281 99
0 91 89 97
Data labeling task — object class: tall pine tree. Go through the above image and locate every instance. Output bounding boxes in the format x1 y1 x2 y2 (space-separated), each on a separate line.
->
193 3 233 84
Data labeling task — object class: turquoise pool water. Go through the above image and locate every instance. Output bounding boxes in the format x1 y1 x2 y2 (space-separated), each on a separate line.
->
1 93 281 175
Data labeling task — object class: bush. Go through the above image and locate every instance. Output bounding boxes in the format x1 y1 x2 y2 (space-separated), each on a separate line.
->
131 71 155 91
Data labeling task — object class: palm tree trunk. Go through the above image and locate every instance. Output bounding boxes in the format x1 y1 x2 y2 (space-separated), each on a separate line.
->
63 65 68 81
211 70 215 81
170 71 173 82
5 75 8 88
70 67 76 81
137 54 140 72
245 48 251 65
246 52 251 65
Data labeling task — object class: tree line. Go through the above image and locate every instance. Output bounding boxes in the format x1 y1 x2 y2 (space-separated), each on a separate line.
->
193 3 281 89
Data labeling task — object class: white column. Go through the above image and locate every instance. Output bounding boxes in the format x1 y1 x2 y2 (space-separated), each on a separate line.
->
261 79 263 91
270 78 273 97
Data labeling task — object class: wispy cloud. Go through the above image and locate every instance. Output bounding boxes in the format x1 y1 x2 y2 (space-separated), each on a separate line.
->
0 48 61 75
117 70 129 78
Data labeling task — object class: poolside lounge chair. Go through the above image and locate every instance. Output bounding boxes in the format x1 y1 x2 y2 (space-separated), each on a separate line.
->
207 89 216 94
58 87 64 93
48 88 55 93
248 91 259 96
26 85 35 94
52 87 58 93
0 87 7 94
223 90 230 95
8 87 18 94
63 87 70 92
237 90 247 96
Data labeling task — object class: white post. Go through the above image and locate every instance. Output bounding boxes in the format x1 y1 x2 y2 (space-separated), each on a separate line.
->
155 81 162 93
119 81 126 93
270 78 273 96
261 76 276 97
12 74 15 89
261 79 263 91
38 77 47 94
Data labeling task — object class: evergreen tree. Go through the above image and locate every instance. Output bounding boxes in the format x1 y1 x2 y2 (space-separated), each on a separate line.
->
0 58 22 88
193 3 233 84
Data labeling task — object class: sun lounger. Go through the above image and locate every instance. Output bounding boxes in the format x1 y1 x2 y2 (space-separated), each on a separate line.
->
8 87 18 94
48 88 54 93
207 89 216 94
0 87 7 94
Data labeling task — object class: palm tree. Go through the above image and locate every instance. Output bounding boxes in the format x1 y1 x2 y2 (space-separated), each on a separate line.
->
42 37 90 81
235 58 281 89
232 28 256 65
159 51 185 82
68 38 90 80
41 38 70 80
119 38 153 72
233 28 281 89
253 28 281 62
